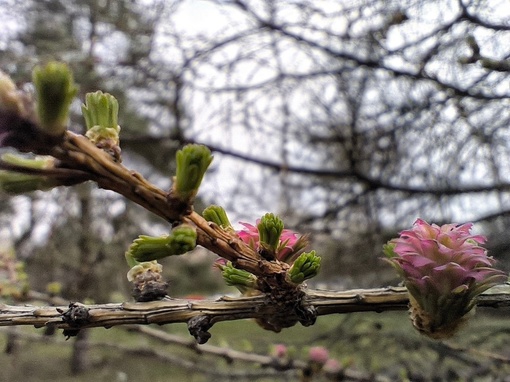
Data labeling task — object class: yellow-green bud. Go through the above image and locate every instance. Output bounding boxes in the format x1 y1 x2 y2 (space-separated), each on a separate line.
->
288 251 321 284
0 153 60 194
173 144 213 201
33 62 78 136
258 213 284 255
218 260 258 294
82 91 120 145
125 224 197 263
202 205 233 231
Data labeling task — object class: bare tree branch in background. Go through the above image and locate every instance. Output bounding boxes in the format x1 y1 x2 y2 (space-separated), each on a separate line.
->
2 0 510 380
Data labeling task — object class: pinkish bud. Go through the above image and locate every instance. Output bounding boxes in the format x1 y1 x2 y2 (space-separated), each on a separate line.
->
237 219 308 263
271 344 288 359
323 359 341 374
308 346 329 365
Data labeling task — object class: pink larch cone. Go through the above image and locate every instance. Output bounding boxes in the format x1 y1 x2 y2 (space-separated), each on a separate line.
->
384 219 507 339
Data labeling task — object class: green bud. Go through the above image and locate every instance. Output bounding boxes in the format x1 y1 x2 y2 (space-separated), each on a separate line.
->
1 153 54 169
218 261 258 294
125 224 197 263
173 144 213 201
288 251 321 284
82 91 120 145
168 224 197 253
125 249 139 269
202 205 233 230
33 62 78 135
0 171 60 194
257 213 284 254
0 153 61 194
382 242 397 258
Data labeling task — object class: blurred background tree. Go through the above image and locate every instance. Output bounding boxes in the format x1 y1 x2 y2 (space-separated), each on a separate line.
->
1 0 510 380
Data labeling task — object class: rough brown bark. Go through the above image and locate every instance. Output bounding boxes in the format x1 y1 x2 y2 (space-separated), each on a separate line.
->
1 286 507 333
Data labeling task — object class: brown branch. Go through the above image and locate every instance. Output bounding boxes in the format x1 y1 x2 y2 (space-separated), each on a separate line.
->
0 327 295 379
2 108 509 341
126 325 387 381
2 325 390 381
2 286 509 331
123 135 510 196
0 126 289 279
459 1 510 32
42 131 277 278
231 0 508 101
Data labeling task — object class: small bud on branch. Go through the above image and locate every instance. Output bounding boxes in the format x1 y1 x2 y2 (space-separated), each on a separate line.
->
215 260 258 294
32 62 77 136
82 91 121 160
172 144 213 202
257 213 284 258
125 224 197 264
202 205 234 231
0 153 61 194
288 251 321 284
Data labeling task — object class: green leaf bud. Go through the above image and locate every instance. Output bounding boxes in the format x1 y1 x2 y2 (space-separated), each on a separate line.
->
82 91 120 145
257 213 284 255
125 224 197 263
0 153 63 194
168 224 197 254
217 260 258 294
288 251 321 284
33 62 78 135
202 205 233 231
173 144 213 201
382 242 397 258
1 153 54 169
0 171 62 194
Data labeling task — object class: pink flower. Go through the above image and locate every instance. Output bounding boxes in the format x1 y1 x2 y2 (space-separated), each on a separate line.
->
323 359 341 374
237 222 260 248
237 220 307 263
388 219 505 295
271 344 288 359
278 229 302 261
308 346 329 365
385 219 507 338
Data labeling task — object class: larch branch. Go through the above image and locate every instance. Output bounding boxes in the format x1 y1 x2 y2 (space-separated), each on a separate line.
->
2 285 509 331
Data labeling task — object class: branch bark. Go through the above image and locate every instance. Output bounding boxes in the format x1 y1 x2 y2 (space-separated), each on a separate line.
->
3 285 509 331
